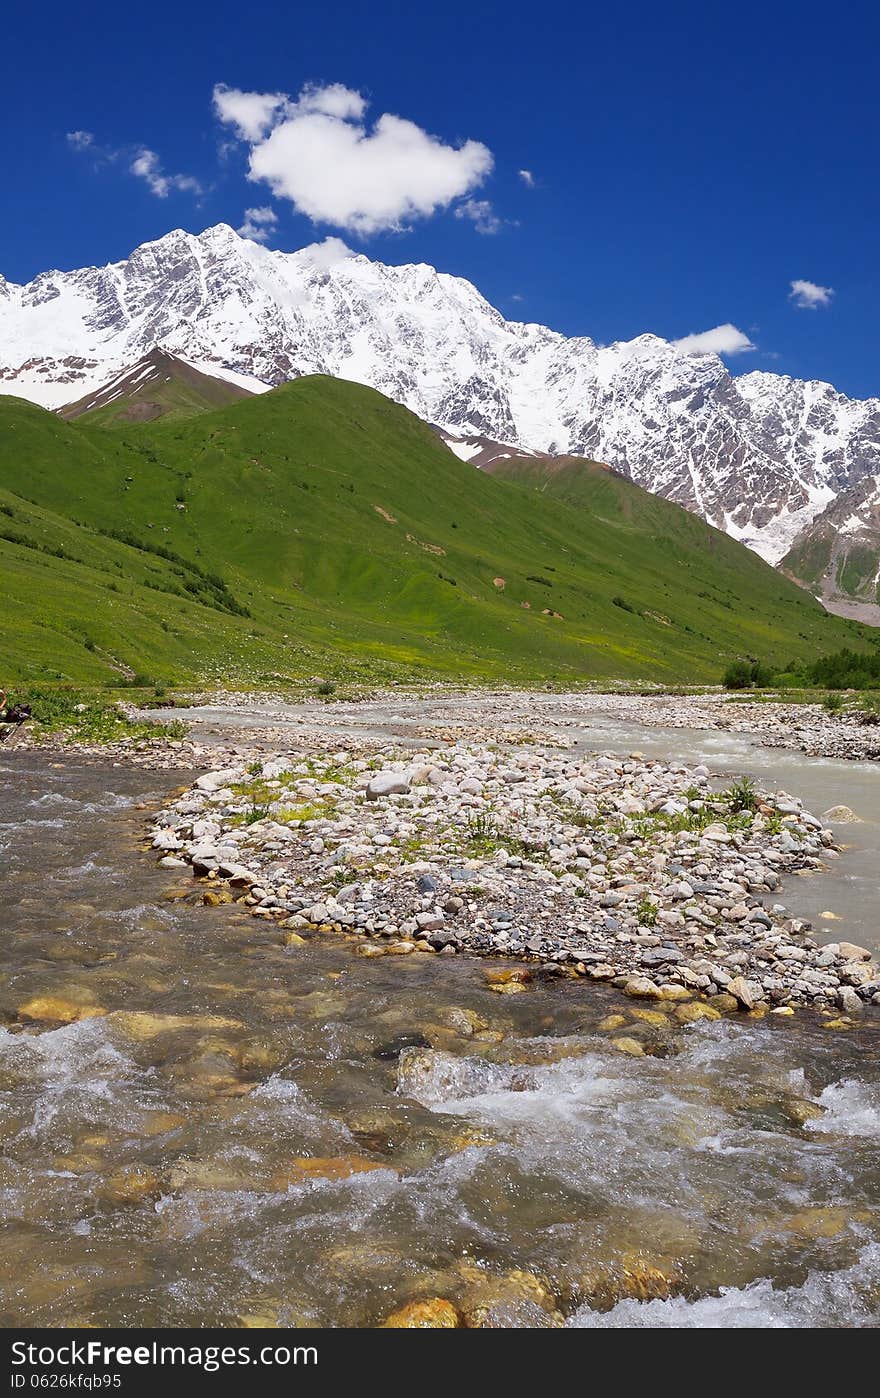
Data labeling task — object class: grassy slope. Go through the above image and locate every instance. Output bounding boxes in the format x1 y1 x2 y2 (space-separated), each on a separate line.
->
0 377 869 687
60 352 251 427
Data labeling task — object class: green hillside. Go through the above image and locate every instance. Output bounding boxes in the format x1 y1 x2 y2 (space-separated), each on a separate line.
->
0 376 869 688
60 348 251 427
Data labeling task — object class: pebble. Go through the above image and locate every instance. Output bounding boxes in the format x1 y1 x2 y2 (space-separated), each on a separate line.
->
143 734 877 1017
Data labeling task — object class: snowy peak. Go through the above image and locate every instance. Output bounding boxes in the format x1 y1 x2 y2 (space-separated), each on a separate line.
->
2 223 879 564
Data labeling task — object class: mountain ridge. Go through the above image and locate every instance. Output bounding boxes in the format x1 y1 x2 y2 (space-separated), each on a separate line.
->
2 223 879 566
59 346 254 423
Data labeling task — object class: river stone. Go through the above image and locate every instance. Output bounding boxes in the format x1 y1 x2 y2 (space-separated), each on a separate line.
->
152 830 182 850
821 805 861 822
624 976 663 1000
837 986 865 1015
382 1298 461 1328
639 947 685 966
415 911 445 931
675 1001 721 1023
727 976 763 1010
17 995 106 1024
838 941 872 962
367 772 410 799
195 768 244 793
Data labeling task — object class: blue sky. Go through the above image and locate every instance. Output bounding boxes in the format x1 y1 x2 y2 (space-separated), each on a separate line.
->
4 0 878 396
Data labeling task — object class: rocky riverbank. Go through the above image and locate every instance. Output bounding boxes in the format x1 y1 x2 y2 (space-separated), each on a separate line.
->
162 685 880 763
582 691 880 762
147 741 880 1020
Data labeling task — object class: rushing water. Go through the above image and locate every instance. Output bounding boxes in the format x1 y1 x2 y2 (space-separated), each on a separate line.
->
1 731 879 1329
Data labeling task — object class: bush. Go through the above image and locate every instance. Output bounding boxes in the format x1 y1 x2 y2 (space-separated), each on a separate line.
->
722 661 752 690
804 647 880 690
722 659 776 690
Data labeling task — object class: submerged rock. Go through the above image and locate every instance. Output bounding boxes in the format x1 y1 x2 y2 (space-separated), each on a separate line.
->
381 1298 461 1328
17 995 106 1024
459 1269 560 1328
271 1155 389 1189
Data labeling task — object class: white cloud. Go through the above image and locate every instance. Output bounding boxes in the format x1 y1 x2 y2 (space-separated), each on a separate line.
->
300 236 355 269
789 278 834 309
519 169 535 187
673 323 756 357
237 205 278 242
213 80 493 235
212 85 289 141
130 148 203 199
454 198 502 234
296 81 367 121
68 127 203 199
510 292 524 302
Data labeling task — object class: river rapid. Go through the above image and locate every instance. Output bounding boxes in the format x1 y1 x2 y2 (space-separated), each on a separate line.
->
1 705 879 1328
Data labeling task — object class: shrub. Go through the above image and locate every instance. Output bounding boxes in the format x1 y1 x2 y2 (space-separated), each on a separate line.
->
722 660 752 690
722 660 776 690
804 647 880 691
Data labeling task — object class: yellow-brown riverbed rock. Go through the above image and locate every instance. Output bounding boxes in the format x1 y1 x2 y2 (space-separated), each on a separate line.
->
271 1155 390 1190
610 1036 645 1057
109 1011 243 1041
628 1007 669 1026
577 1253 677 1310
598 1014 627 1031
201 887 233 906
238 1307 280 1329
623 977 664 1000
139 1111 186 1137
166 1159 252 1192
459 1268 561 1328
657 984 692 1002
484 967 532 986
99 1168 162 1206
381 1297 461 1328
17 995 106 1024
777 1207 874 1241
675 1001 722 1024
780 1097 825 1127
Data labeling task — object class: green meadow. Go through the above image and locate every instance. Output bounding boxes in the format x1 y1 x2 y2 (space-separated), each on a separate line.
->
0 374 872 690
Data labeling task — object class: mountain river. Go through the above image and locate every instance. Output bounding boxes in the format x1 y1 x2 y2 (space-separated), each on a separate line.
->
1 703 878 1328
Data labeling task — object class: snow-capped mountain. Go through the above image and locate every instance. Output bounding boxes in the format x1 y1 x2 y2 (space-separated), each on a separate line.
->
782 474 880 624
2 222 879 563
